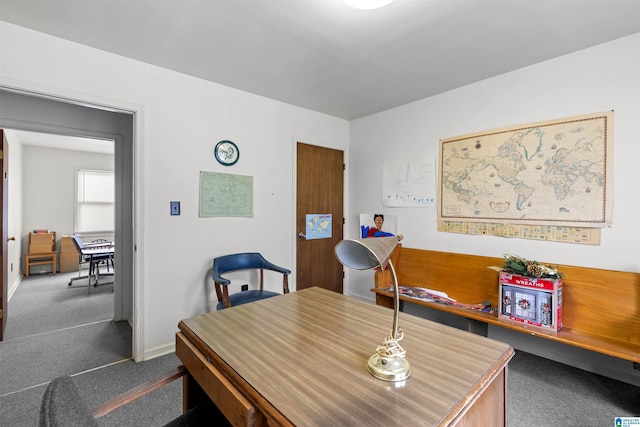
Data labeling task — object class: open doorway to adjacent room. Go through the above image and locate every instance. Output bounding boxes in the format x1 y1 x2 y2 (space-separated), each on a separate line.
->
6 130 117 339
0 88 135 358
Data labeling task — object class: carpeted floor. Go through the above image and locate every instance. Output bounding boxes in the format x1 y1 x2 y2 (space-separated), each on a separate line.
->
0 353 182 427
508 350 640 425
0 271 136 426
1 272 638 426
0 319 131 395
3 271 115 340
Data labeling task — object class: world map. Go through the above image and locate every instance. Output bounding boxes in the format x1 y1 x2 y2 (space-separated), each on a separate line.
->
305 214 332 240
438 113 612 227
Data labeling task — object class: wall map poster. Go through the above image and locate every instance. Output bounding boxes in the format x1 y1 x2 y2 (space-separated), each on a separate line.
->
438 112 613 228
199 171 253 217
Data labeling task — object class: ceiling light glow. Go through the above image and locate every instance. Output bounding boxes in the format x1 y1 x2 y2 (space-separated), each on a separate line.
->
344 0 394 10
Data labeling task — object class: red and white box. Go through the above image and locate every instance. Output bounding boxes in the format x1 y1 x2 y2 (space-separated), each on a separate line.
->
498 272 563 332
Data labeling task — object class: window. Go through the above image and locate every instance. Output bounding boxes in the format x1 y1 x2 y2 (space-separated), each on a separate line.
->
75 169 114 233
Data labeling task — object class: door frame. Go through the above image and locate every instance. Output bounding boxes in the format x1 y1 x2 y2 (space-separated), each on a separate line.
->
0 83 145 360
291 136 350 293
1 132 8 340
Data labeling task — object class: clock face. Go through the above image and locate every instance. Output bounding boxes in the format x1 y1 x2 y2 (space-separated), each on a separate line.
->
215 140 239 166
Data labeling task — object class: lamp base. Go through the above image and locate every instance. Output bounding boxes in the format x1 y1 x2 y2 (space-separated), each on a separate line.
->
367 353 411 382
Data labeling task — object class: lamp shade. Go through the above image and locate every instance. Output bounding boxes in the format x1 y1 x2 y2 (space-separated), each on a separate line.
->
335 236 397 270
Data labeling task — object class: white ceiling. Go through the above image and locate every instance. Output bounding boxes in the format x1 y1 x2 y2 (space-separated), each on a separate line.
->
2 0 640 122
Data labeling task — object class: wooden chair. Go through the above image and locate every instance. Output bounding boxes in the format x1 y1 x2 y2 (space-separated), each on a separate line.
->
39 366 229 426
24 231 57 278
212 253 291 310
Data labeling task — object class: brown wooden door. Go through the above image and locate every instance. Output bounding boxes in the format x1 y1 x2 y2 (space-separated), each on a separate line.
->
296 142 344 293
1 130 8 341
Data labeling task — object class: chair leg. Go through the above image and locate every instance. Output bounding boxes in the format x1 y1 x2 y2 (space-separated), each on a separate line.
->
68 259 92 290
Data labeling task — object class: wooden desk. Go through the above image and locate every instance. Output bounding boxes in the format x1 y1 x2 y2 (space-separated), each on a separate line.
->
177 287 514 426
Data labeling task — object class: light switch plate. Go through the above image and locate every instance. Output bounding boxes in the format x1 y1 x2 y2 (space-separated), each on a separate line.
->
170 201 180 216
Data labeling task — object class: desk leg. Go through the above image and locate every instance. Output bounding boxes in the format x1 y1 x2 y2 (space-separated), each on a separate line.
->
375 294 394 309
466 318 488 336
183 372 208 412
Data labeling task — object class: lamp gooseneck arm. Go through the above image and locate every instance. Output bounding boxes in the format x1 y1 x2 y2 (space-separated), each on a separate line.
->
372 258 407 361
388 259 400 340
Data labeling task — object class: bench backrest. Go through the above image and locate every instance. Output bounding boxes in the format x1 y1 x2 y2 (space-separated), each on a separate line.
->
377 246 640 344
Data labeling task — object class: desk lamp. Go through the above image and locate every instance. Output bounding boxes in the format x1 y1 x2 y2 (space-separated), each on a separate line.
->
335 236 411 381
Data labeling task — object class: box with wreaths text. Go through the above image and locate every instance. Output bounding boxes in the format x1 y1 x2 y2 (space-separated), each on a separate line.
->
499 272 563 332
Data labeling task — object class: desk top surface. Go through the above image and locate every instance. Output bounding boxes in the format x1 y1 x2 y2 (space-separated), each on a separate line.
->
178 287 514 426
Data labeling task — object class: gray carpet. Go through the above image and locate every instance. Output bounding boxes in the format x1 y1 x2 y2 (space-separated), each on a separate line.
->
0 353 182 427
4 271 114 340
1 272 638 426
0 319 131 394
0 271 135 426
508 351 639 425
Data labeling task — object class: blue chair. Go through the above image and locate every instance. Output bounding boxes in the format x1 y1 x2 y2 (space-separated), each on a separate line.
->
212 253 291 310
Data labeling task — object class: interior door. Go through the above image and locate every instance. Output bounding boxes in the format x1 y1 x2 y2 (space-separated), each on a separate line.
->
1 130 8 340
296 142 344 293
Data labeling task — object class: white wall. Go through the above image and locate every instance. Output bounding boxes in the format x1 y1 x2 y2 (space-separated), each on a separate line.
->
348 33 640 299
21 145 114 239
19 144 113 271
348 33 640 385
0 21 349 357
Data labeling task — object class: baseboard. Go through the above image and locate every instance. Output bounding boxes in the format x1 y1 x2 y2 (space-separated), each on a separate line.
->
7 275 22 301
142 342 176 361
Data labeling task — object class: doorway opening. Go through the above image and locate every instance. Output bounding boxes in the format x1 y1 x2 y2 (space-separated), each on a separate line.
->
9 129 117 334
0 88 136 356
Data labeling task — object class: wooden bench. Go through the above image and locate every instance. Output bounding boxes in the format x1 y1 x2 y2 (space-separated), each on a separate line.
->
373 246 640 364
24 252 57 278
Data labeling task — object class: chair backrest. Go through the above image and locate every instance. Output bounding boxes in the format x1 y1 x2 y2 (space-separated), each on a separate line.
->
40 368 218 427
212 253 291 309
213 252 288 279
40 376 98 427
71 234 85 252
91 239 111 246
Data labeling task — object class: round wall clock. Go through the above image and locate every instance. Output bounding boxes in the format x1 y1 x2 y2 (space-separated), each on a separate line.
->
214 140 239 166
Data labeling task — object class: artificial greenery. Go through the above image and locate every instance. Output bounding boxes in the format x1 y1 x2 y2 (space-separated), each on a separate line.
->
502 253 563 279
